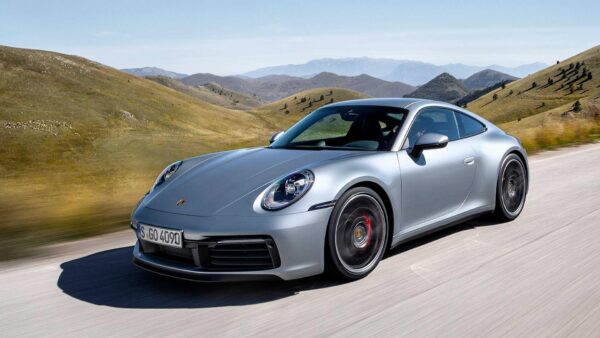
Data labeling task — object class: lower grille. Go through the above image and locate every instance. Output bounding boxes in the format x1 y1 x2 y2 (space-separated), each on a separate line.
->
140 236 280 271
207 240 276 270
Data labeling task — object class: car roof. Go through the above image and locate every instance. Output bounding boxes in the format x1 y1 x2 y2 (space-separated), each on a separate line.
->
326 98 455 111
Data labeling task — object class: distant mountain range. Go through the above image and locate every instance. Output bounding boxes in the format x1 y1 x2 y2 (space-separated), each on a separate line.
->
241 57 546 85
181 72 416 101
177 69 519 104
121 67 188 79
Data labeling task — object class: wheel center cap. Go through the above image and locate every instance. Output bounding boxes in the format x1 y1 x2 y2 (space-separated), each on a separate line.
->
508 179 516 197
352 223 369 248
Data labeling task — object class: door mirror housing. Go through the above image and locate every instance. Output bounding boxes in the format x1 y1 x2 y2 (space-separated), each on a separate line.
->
269 131 285 144
411 133 448 156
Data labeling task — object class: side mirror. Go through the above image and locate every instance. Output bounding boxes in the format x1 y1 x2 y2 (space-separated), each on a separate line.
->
269 131 285 144
411 133 448 156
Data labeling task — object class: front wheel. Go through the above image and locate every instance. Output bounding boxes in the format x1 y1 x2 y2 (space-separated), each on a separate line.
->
326 187 388 281
494 153 527 221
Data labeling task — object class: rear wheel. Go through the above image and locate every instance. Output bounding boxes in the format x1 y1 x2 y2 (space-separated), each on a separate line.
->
494 153 527 221
326 187 388 281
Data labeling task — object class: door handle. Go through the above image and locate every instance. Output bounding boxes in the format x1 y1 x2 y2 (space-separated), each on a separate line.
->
464 157 475 165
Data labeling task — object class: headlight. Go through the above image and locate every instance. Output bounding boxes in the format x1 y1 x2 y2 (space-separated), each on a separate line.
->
262 170 314 210
151 161 182 191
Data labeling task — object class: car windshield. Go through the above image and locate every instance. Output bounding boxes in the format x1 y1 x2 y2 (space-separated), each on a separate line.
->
270 105 408 151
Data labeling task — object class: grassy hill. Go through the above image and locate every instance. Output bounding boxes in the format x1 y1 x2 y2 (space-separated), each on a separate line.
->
405 73 470 103
251 87 368 127
146 76 264 110
467 45 600 151
0 45 274 258
462 69 518 90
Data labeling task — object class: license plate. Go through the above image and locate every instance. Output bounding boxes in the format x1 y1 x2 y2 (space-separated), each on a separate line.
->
138 224 183 248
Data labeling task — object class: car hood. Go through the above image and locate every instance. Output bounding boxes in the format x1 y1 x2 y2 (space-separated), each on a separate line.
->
143 147 357 216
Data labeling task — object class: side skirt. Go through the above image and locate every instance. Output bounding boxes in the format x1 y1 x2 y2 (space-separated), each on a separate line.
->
389 210 491 250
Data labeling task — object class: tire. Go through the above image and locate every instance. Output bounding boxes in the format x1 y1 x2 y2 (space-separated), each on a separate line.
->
325 187 389 281
493 153 527 221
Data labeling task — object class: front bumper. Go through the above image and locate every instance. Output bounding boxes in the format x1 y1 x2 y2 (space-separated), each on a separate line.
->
131 206 332 281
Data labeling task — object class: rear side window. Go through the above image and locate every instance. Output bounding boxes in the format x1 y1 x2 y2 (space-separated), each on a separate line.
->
456 112 486 138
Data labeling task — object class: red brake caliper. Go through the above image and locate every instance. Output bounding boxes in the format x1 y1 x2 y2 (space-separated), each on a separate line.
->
363 212 372 247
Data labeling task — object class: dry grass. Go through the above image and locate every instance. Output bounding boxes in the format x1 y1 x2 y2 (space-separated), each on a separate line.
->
508 119 600 153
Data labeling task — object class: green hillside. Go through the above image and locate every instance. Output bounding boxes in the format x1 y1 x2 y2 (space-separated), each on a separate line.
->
251 87 368 127
468 45 600 151
0 45 271 258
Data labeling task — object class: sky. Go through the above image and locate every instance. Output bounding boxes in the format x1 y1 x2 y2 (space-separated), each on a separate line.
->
1 0 599 75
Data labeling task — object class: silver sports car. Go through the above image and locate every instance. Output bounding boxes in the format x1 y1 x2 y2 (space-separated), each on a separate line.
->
131 98 528 281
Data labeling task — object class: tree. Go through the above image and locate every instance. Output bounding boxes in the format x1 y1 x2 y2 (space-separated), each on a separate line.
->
573 100 582 112
283 103 287 109
492 93 498 100
501 83 506 89
329 90 333 95
589 72 593 80
556 60 560 64
531 81 537 88
320 94 324 101
509 89 514 95
547 78 554 85
330 98 334 103
576 62 581 70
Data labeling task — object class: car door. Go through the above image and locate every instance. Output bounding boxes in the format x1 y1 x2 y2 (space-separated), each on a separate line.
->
398 107 476 231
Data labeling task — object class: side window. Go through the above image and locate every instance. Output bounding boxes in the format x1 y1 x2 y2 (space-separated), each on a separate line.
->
406 108 459 147
455 112 486 138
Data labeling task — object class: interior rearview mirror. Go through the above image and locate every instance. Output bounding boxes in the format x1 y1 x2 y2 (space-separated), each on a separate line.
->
411 132 448 156
269 131 285 144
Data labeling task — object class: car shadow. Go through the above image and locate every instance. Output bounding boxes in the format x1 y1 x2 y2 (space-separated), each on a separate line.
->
57 218 500 309
385 217 500 258
57 246 339 309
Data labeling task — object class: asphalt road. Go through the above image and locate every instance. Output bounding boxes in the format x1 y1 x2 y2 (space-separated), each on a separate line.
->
2 143 600 337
